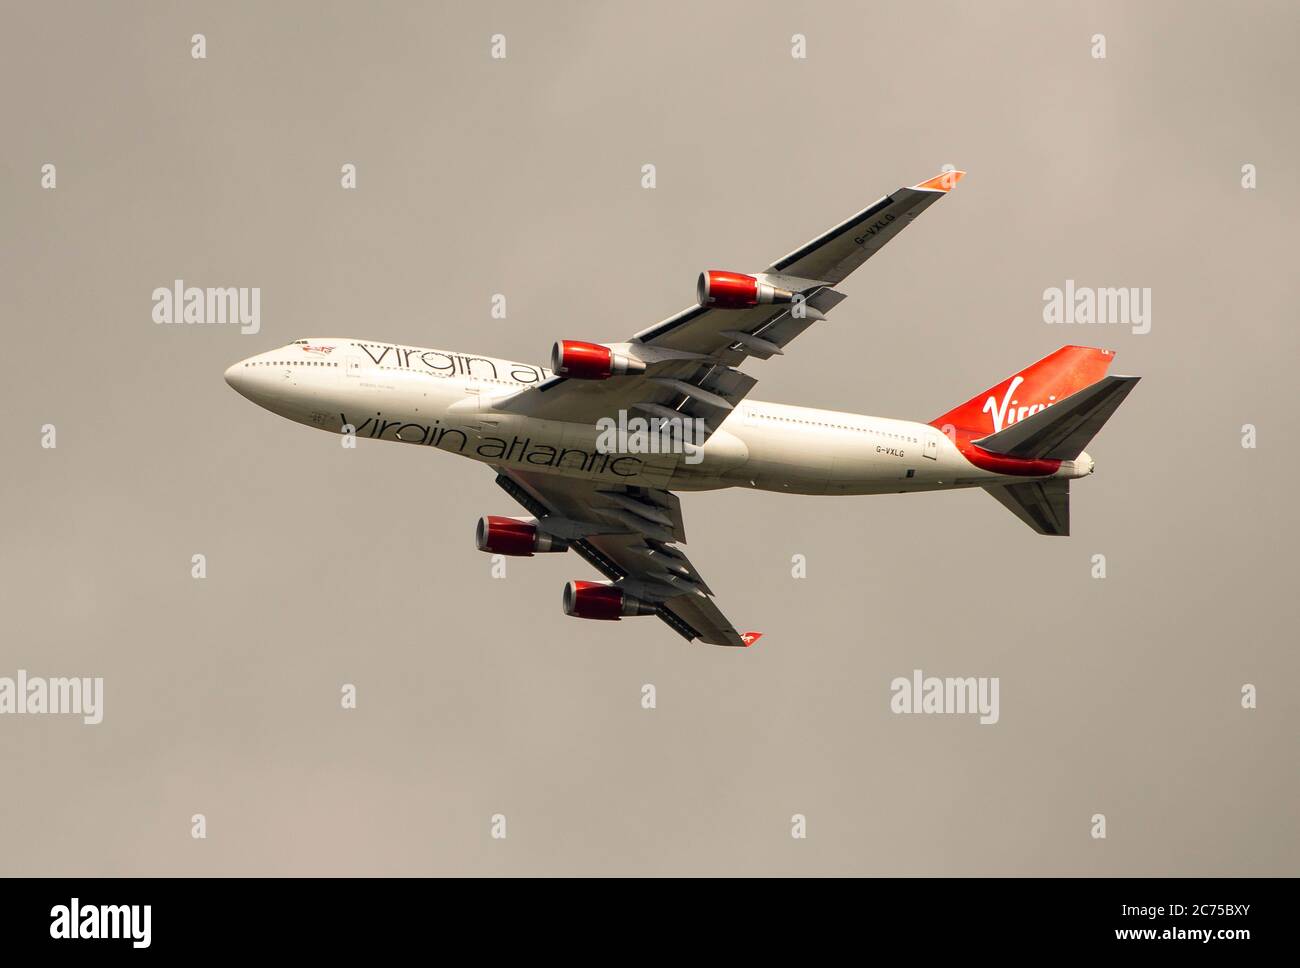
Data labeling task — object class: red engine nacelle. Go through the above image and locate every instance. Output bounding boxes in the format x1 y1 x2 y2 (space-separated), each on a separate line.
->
475 516 569 557
550 340 646 380
562 580 657 621
697 270 795 309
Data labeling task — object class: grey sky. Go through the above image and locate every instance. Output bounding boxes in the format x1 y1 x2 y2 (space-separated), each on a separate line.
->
2 0 1296 875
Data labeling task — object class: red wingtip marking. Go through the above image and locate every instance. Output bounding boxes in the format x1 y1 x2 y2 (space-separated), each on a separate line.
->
740 631 763 647
913 169 966 192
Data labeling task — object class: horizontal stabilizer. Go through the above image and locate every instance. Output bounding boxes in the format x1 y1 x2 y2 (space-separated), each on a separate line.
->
984 480 1071 536
973 375 1140 461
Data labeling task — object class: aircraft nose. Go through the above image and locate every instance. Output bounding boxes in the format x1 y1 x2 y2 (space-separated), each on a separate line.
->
224 361 247 394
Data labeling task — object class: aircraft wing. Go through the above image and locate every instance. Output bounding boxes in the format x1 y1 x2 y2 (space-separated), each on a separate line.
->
493 467 757 648
492 170 965 436
484 172 965 647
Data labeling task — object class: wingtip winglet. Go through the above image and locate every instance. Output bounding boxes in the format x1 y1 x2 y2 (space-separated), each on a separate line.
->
913 169 966 193
740 631 763 648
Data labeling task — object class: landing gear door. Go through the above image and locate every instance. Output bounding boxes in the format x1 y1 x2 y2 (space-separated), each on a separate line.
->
923 433 940 460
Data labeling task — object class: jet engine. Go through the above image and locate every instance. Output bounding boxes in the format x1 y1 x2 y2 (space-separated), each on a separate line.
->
561 580 657 620
550 340 646 380
696 270 794 309
475 516 569 556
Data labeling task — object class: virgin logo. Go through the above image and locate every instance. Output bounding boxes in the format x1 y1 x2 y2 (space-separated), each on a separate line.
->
983 376 1056 432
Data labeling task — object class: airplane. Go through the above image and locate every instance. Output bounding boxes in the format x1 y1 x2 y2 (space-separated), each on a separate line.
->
224 170 1139 648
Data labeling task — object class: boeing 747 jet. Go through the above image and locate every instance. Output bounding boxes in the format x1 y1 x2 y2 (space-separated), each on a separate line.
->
225 171 1139 647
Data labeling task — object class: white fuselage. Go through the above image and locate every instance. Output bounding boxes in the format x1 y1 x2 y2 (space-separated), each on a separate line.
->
224 339 1087 495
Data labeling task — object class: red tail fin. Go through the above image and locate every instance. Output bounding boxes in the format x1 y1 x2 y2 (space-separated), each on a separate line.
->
930 345 1116 437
